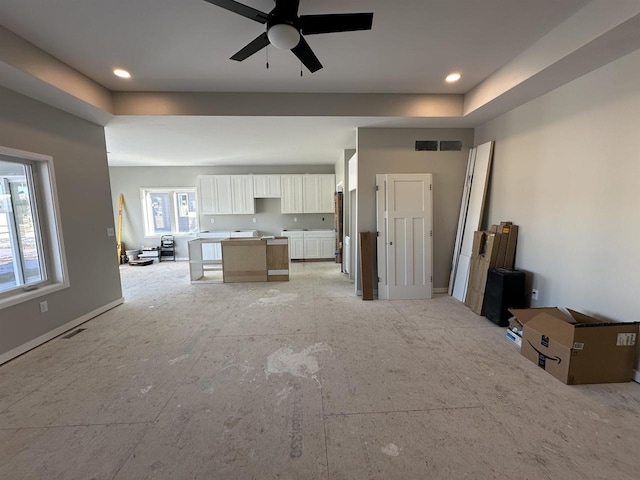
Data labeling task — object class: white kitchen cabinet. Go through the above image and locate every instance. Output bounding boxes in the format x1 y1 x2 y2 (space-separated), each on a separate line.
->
303 174 335 213
320 236 335 259
198 175 254 215
281 231 304 260
198 175 233 215
281 175 304 214
303 237 320 259
231 175 255 214
283 230 334 260
229 230 258 238
303 230 335 259
253 175 281 198
198 231 230 261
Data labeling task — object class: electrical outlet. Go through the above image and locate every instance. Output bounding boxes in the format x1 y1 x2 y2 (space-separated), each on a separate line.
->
531 289 539 301
106 227 115 237
40 301 48 313
210 218 215 224
294 217 297 222
252 217 257 223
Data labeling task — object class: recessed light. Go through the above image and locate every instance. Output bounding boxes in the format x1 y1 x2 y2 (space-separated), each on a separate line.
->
113 68 131 79
446 72 461 83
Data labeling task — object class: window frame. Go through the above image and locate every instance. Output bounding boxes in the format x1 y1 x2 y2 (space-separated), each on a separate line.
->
140 187 199 238
0 146 69 310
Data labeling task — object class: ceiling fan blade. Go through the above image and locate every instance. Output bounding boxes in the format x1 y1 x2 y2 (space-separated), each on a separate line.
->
203 0 268 24
273 0 300 16
300 13 373 35
291 36 322 73
230 32 270 61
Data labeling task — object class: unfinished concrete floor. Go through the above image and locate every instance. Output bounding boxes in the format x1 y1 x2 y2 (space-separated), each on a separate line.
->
1 261 640 479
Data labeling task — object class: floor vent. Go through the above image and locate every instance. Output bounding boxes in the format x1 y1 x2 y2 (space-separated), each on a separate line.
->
62 328 86 339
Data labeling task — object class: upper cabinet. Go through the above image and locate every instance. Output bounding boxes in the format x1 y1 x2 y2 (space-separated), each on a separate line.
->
231 175 255 214
253 175 281 198
200 173 334 215
280 175 304 214
198 175 254 215
303 174 335 213
198 175 232 214
282 174 335 214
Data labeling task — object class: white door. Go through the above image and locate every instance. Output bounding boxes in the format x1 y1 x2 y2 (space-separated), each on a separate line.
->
451 141 494 302
448 148 477 295
377 174 433 300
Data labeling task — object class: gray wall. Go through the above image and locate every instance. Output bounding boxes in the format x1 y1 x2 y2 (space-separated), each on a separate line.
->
0 86 122 357
475 49 640 372
109 165 335 258
356 128 475 290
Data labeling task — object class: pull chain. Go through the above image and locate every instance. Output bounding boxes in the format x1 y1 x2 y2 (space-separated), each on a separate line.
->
266 45 269 70
300 61 303 77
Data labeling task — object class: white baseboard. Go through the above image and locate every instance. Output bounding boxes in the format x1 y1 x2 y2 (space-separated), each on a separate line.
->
433 287 448 294
0 297 124 366
634 369 640 384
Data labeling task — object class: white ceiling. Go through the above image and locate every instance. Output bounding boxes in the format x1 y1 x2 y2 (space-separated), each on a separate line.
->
0 0 608 166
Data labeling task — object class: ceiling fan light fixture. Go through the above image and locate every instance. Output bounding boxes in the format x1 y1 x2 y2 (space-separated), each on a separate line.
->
267 23 300 50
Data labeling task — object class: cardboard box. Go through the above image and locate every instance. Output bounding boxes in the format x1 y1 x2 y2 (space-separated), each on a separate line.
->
509 307 639 385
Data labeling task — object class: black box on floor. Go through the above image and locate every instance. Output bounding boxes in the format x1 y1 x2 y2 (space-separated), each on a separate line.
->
484 268 525 326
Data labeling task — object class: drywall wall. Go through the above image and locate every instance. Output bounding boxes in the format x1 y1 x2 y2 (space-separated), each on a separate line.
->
356 128 474 290
475 48 640 372
109 165 335 258
0 86 121 359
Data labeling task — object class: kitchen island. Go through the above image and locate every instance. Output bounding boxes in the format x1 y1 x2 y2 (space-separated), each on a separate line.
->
188 236 289 284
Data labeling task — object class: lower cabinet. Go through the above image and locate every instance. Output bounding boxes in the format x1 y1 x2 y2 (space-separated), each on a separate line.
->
281 231 304 260
320 237 335 258
303 237 321 259
281 230 334 260
202 242 222 262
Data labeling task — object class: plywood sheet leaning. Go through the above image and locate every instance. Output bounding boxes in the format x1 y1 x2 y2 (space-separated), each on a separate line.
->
451 141 494 302
359 231 374 300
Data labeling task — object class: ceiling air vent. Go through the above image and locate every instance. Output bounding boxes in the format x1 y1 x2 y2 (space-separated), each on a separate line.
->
415 141 438 151
439 141 463 151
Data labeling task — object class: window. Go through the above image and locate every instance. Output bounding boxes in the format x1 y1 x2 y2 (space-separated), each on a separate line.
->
0 146 68 308
141 188 198 237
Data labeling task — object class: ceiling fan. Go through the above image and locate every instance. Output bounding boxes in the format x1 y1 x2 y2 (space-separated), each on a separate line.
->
203 0 374 73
